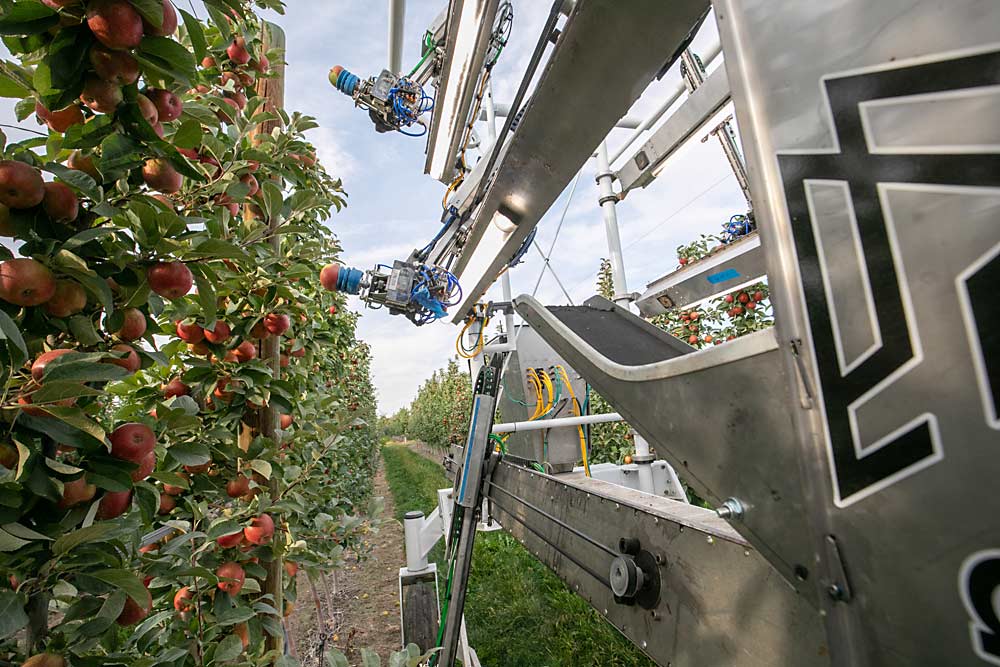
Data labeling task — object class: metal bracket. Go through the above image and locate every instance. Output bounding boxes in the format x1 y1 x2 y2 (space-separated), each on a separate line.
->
610 537 661 609
824 535 853 603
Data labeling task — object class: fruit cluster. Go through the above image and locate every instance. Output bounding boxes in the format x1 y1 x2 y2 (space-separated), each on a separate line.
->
0 2 380 666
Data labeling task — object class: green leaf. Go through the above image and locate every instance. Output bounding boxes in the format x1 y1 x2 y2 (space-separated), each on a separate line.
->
129 0 164 28
3 522 53 542
360 648 381 667
325 649 349 667
92 569 148 605
43 353 130 383
190 263 216 330
61 112 115 149
135 36 196 86
53 522 121 555
61 227 117 251
178 9 207 63
0 2 58 36
0 60 31 98
261 180 283 222
34 25 93 110
0 528 30 552
97 589 126 621
187 238 248 260
67 314 104 345
215 633 244 662
18 410 106 450
166 440 210 466
215 603 254 626
32 381 103 404
98 132 144 178
43 161 101 201
0 309 28 367
172 119 203 149
248 459 271 480
206 518 241 541
0 591 28 640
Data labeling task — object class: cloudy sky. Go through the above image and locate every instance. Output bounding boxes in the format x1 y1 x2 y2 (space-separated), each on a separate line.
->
1 2 745 415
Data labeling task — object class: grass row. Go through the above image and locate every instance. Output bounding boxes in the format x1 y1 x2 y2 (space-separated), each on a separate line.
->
381 443 656 667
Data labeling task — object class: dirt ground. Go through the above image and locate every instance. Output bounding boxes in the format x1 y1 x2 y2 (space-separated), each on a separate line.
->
288 463 406 666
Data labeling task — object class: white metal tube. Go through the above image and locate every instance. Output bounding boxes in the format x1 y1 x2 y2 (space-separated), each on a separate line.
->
493 412 622 434
484 80 498 148
387 0 406 74
403 510 428 571
633 433 654 494
596 142 629 306
608 40 722 165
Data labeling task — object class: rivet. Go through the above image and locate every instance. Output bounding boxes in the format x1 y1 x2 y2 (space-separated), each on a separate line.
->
706 535 714 544
615 503 621 510
603 608 608 614
744 550 751 557
641 640 648 649
653 517 658 524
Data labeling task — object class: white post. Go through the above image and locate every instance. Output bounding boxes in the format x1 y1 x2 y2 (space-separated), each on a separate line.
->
484 80 498 147
388 0 406 74
403 510 428 571
596 141 629 307
633 433 655 494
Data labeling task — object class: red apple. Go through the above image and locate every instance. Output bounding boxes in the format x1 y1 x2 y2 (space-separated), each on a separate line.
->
243 513 274 545
86 0 144 51
263 313 289 335
88 45 139 85
58 476 97 509
135 94 159 126
216 530 243 548
175 320 204 343
116 587 151 626
226 475 250 498
148 261 193 299
204 321 231 343
106 343 140 372
162 377 189 398
142 158 182 193
96 490 132 519
80 75 123 113
319 264 340 291
0 160 45 209
31 349 76 382
233 340 256 362
226 37 250 64
44 280 86 318
109 422 155 463
173 586 193 612
0 258 56 307
141 0 177 36
131 451 155 482
145 88 183 122
216 561 245 595
158 493 175 514
279 414 293 429
114 307 147 341
35 102 84 134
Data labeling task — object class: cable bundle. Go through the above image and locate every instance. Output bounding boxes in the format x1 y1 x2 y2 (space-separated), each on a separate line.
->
387 77 434 136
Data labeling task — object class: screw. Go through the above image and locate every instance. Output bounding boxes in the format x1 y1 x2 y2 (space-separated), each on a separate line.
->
827 583 845 601
642 640 648 649
654 553 664 565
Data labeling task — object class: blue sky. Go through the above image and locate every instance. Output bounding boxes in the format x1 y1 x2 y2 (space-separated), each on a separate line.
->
1 2 745 415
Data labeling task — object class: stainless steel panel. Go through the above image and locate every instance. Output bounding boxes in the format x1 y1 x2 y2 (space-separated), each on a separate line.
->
499 324 589 472
487 461 829 667
617 64 731 193
514 294 817 604
450 0 711 320
634 231 766 317
714 1 1000 664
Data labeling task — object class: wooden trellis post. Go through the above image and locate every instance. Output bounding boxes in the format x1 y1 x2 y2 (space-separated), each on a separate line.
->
246 19 286 654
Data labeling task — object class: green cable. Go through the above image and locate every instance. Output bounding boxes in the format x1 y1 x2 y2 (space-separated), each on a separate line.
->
407 33 439 78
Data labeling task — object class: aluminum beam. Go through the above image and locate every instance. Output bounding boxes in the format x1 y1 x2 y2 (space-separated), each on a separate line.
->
617 63 731 193
450 0 711 321
485 460 829 667
634 231 766 317
424 0 500 183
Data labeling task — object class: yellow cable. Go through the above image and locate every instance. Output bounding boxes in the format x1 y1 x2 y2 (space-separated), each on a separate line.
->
538 370 554 416
526 369 543 420
557 365 590 477
455 306 490 359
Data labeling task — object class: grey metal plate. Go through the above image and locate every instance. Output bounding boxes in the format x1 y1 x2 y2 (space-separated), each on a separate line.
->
487 461 830 667
714 1 1000 664
634 232 766 317
617 62 732 193
450 0 712 320
514 294 818 605
499 325 590 471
